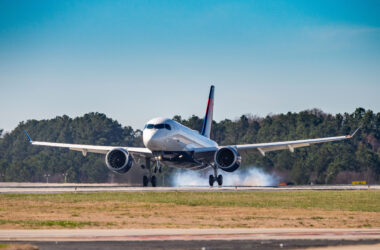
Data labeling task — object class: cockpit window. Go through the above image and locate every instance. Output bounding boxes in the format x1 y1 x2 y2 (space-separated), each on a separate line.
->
154 124 165 129
144 123 171 130
144 124 154 129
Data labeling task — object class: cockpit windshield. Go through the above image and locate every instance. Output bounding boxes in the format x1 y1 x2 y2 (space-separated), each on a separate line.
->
144 123 171 130
155 124 165 129
145 124 154 129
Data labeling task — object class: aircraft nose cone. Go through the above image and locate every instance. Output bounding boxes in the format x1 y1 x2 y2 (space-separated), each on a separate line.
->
143 130 152 147
143 130 163 150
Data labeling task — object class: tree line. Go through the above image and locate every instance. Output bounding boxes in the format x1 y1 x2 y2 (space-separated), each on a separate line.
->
0 108 379 184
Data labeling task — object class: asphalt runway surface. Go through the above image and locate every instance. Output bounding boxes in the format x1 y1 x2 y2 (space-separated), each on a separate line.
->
1 182 379 193
2 239 380 250
1 229 380 249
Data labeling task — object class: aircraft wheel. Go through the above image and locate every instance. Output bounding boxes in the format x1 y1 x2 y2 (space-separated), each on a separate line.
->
209 175 215 187
143 175 149 187
151 175 157 187
217 175 223 186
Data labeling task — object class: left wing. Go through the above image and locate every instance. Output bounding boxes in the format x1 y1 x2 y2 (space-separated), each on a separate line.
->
228 127 360 156
24 131 152 158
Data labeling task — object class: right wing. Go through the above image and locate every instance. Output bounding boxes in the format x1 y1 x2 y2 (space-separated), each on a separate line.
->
228 127 360 156
24 131 152 158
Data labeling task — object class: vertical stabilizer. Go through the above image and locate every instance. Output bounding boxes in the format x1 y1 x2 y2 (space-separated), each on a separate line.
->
201 85 215 138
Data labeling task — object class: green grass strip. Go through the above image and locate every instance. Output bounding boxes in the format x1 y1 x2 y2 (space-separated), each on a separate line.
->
0 219 99 228
2 190 380 212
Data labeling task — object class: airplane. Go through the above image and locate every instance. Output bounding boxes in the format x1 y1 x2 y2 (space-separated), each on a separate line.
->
24 85 360 187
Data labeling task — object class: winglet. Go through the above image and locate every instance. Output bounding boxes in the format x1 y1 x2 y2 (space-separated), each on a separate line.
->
346 126 361 139
24 130 33 143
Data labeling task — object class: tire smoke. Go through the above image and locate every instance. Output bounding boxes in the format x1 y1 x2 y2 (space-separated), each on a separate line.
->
171 167 279 187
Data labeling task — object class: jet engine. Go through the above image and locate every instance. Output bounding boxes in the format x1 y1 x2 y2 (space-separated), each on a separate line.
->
214 147 241 172
105 148 133 174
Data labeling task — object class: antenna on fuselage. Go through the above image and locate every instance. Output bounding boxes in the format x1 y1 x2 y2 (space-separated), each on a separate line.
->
201 85 215 138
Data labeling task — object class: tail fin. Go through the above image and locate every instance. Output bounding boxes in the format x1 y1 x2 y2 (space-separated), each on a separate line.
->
201 85 215 138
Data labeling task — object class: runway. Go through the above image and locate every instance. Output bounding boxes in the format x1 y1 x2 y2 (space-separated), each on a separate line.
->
1 228 380 241
1 229 380 250
2 240 380 250
0 182 379 193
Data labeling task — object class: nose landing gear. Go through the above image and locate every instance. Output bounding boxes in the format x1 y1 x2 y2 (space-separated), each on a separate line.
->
142 175 157 187
209 165 223 187
142 157 160 187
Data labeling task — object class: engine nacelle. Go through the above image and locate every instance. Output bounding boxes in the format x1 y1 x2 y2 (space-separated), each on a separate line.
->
105 148 133 174
214 146 241 172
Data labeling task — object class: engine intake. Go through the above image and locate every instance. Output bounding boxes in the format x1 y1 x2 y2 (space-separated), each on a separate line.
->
214 147 241 172
105 148 133 174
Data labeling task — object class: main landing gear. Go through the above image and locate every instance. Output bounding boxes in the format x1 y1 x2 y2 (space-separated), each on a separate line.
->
141 157 160 187
209 165 223 187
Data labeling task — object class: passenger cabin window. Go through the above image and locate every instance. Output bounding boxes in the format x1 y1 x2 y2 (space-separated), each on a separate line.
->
144 123 171 130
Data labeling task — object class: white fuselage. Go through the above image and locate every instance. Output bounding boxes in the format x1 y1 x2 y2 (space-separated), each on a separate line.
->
143 117 218 152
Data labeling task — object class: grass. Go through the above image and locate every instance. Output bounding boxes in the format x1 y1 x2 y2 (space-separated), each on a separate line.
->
1 190 380 212
0 190 379 229
311 216 324 220
0 244 38 250
0 219 99 228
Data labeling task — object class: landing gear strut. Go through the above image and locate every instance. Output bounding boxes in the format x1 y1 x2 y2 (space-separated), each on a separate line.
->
153 159 161 174
209 165 223 187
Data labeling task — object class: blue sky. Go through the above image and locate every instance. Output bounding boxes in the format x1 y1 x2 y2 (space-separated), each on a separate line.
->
1 0 379 132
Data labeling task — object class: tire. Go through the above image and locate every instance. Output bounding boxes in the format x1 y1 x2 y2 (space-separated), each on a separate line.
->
209 175 215 187
143 175 149 187
151 175 157 187
217 175 223 186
